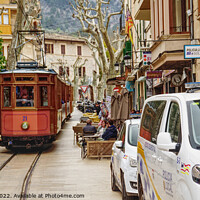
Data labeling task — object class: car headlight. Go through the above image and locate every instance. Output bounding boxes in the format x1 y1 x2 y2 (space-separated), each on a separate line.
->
129 157 137 167
192 165 200 184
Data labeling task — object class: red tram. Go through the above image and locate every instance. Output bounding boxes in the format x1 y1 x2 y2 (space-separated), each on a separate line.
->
0 63 73 149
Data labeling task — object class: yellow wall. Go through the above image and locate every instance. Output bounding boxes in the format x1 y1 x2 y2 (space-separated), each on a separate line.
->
1 0 10 4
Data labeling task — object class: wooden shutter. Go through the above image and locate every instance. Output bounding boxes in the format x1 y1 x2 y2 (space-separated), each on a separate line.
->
199 0 200 14
61 45 65 54
77 46 82 55
51 44 54 54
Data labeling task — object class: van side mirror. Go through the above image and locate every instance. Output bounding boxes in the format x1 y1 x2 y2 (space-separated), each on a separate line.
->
115 141 123 149
157 132 180 152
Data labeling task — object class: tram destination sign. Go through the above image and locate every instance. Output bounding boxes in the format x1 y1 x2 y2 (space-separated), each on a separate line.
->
184 45 200 59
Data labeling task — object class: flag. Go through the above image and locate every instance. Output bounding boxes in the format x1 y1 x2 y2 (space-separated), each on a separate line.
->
125 10 134 44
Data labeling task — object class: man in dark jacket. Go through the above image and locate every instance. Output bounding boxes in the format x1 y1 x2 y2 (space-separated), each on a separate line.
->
102 120 117 140
83 119 97 134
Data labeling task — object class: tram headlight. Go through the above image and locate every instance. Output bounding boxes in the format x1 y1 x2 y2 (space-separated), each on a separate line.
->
21 122 29 130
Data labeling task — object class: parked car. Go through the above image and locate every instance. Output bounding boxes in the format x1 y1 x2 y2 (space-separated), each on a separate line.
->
137 83 200 200
111 118 140 200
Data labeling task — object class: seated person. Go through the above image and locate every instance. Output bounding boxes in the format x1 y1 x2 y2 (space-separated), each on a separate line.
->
83 119 97 134
102 119 117 140
97 120 107 138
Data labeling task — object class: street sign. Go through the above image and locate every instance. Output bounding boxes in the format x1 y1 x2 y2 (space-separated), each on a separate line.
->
184 45 200 59
113 87 120 92
143 51 151 65
80 85 88 93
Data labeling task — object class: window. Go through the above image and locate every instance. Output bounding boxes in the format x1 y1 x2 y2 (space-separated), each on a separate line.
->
39 77 48 81
45 44 54 54
66 67 69 76
3 77 11 81
83 67 86 76
0 9 9 25
4 86 11 107
170 0 189 33
166 102 181 143
187 100 200 148
140 101 166 143
16 77 34 81
59 66 63 76
40 86 48 106
77 46 82 55
16 86 34 107
7 45 10 57
61 45 65 54
78 67 82 77
128 124 139 146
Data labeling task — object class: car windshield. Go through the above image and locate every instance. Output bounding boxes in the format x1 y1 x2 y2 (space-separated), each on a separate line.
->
187 100 200 148
128 124 139 146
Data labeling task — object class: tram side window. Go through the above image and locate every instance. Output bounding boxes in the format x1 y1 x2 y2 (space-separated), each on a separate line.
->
16 86 34 107
4 86 11 107
40 86 48 106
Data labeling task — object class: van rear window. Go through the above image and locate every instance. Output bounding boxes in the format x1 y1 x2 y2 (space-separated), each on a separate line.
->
140 101 166 143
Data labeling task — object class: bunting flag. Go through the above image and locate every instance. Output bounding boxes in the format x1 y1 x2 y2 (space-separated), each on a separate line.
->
125 10 134 44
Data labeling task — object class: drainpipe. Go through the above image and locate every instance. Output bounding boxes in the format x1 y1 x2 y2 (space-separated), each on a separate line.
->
190 0 194 82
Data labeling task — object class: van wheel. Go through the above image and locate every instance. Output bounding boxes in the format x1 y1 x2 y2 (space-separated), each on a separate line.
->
111 168 119 191
138 176 144 200
122 175 135 200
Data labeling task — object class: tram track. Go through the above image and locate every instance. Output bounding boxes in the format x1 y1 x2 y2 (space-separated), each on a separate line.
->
19 151 43 200
0 153 17 171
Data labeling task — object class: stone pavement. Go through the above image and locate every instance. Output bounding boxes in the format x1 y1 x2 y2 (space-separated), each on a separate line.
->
29 108 122 200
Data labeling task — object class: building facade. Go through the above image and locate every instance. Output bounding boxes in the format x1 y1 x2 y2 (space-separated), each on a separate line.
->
126 0 198 109
44 33 99 102
0 0 17 59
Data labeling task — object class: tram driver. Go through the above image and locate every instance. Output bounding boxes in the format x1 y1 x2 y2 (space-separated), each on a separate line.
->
16 86 34 107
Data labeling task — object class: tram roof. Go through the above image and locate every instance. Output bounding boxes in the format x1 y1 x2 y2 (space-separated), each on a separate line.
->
0 68 57 75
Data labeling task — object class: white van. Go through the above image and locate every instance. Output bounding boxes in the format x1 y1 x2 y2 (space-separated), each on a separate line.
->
137 89 200 200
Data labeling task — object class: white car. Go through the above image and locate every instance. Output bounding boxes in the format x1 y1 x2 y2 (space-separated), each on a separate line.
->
137 82 200 200
111 118 140 200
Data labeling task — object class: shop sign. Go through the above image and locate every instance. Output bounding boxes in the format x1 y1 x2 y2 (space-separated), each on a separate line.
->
143 51 151 65
146 71 162 79
171 74 183 87
184 45 200 59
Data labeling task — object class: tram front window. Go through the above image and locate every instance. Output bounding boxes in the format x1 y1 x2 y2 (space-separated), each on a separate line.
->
16 86 34 107
4 86 11 107
40 86 48 106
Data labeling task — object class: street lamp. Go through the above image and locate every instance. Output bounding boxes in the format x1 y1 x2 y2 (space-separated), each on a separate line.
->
124 54 131 67
120 62 125 77
114 63 120 72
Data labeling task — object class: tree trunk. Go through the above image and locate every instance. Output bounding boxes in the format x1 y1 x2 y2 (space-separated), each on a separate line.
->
7 0 24 69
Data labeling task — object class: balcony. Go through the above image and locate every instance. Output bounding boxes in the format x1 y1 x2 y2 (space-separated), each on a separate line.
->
151 34 191 70
133 0 150 21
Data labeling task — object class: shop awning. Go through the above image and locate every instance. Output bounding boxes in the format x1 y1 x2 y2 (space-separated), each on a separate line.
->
137 76 146 82
106 76 126 85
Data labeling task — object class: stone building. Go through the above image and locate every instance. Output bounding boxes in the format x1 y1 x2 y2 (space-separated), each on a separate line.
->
44 33 99 102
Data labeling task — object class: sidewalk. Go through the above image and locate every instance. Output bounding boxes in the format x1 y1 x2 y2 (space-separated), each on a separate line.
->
30 108 122 200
